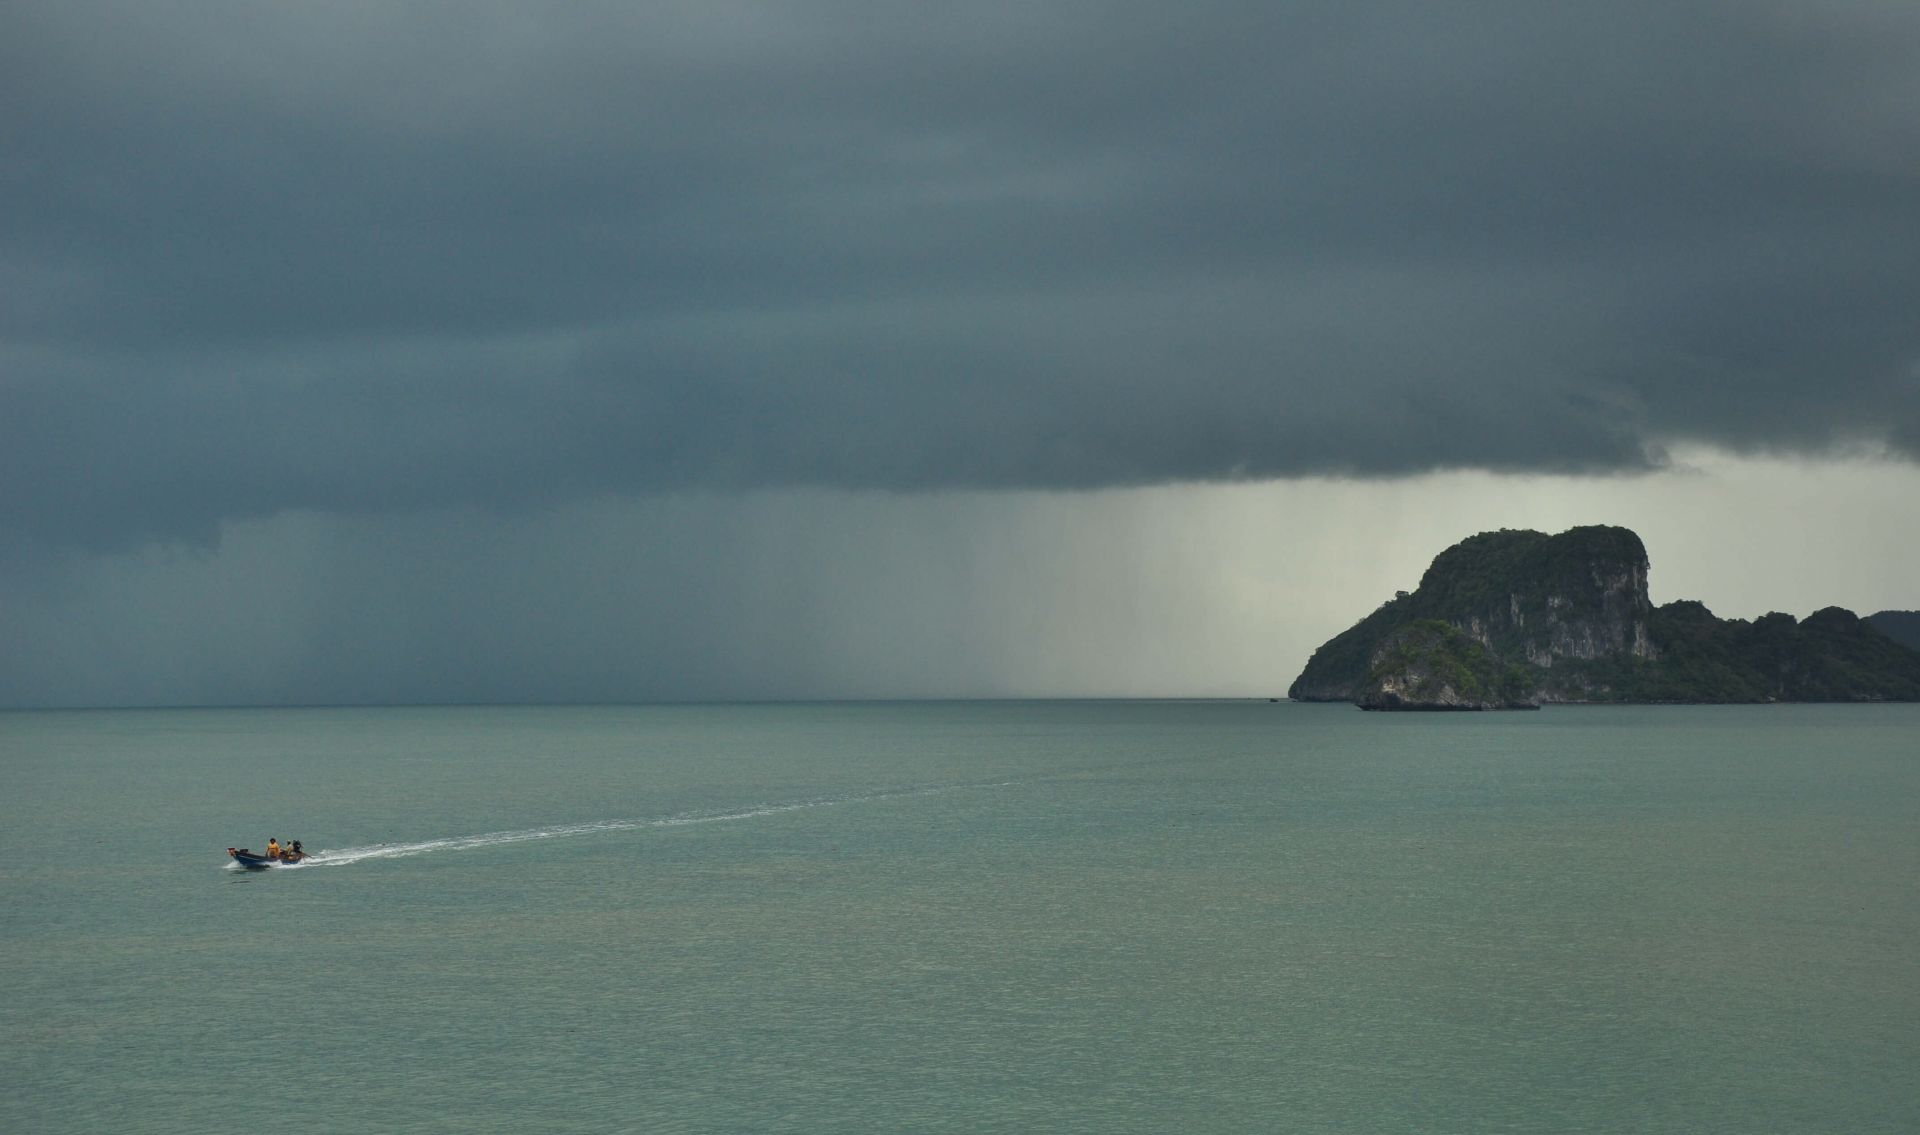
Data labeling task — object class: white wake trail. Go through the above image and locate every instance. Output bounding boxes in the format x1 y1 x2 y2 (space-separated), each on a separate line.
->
285 780 1007 868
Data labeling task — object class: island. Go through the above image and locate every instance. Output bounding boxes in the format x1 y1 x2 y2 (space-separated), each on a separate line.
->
1288 525 1920 709
1867 610 1920 653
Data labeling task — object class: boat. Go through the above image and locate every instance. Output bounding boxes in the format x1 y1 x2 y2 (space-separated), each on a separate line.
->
227 847 307 869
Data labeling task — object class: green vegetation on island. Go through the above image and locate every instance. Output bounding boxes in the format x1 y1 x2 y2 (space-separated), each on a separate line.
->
1290 526 1920 708
1358 620 1540 710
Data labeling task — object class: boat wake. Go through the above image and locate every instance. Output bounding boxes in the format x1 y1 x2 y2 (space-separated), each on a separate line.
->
267 779 1011 869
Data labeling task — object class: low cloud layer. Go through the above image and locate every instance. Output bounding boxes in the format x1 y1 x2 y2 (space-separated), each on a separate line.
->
6 1 1919 556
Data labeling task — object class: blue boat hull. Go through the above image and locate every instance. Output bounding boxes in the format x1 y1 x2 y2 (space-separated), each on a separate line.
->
227 848 304 869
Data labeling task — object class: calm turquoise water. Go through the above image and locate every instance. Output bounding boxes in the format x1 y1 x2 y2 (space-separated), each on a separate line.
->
2 701 1917 1132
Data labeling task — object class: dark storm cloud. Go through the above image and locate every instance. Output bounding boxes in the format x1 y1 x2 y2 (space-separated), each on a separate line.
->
5 0 1918 552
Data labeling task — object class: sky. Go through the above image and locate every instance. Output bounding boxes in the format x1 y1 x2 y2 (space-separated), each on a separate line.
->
3 1 1917 707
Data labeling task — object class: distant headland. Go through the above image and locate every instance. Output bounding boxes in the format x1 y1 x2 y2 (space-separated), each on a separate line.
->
1288 525 1920 709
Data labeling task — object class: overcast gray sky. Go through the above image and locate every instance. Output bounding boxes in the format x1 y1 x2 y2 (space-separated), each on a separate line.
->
4 1 1917 706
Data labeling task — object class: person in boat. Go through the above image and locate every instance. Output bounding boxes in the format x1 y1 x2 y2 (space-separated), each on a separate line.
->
266 837 280 860
289 840 304 861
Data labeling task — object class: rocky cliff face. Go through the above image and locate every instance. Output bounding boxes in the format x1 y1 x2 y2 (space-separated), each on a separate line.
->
1289 526 1656 703
1286 525 1920 707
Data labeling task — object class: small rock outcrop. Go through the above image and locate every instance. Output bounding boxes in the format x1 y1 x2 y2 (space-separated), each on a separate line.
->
1356 621 1540 710
1289 526 1920 707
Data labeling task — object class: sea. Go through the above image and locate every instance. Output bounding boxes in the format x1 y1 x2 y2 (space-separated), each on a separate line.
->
2 700 1916 1133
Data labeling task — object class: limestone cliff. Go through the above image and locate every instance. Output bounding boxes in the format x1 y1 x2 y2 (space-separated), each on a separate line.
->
1290 526 1657 703
1289 526 1920 706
